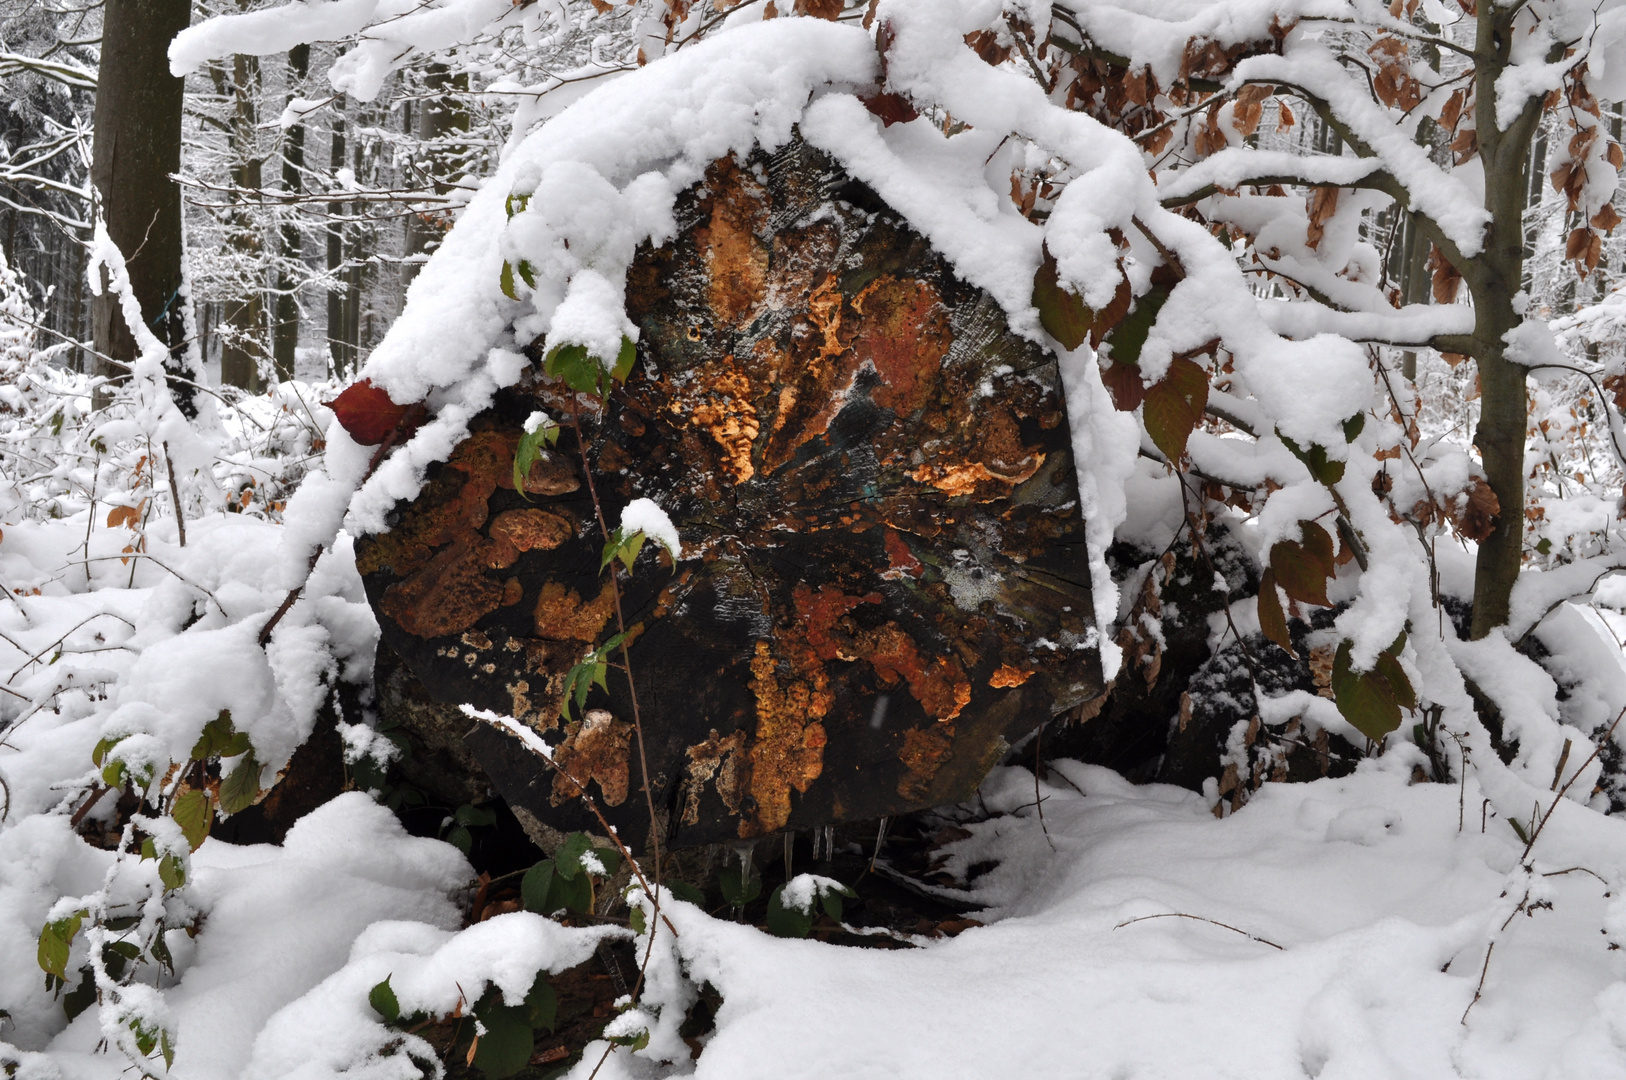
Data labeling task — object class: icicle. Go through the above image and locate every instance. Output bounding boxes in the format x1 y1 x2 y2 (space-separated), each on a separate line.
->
870 816 889 872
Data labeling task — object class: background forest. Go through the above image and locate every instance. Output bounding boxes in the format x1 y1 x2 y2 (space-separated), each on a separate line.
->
6 1 1626 1078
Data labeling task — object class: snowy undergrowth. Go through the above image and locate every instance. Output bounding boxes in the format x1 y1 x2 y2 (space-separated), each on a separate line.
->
89 760 1626 1080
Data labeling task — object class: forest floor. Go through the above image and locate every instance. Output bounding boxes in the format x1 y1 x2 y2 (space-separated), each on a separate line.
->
0 368 1623 1079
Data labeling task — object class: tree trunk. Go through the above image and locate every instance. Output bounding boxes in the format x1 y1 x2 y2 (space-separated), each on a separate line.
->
272 44 309 383
90 0 195 412
1467 5 1547 639
357 137 1104 853
220 51 267 392
326 107 356 377
401 64 467 293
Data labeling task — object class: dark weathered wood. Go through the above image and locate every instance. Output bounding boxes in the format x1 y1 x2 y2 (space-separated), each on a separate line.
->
358 136 1102 852
90 0 194 409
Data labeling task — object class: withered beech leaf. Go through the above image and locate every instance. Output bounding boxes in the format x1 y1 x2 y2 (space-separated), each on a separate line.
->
1449 477 1500 541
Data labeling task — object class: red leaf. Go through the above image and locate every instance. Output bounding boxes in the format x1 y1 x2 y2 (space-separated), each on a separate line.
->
860 91 918 127
328 379 422 446
1100 360 1146 412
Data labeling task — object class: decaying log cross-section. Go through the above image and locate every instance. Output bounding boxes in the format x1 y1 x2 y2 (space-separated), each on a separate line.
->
357 134 1104 853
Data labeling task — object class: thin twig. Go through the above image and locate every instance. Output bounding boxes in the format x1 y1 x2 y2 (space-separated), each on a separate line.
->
162 442 185 548
1462 940 1495 1024
1114 912 1284 949
1520 703 1626 862
257 403 426 647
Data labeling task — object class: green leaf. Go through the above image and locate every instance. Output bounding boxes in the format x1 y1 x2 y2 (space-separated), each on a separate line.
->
1032 246 1091 351
446 826 473 854
820 888 847 923
1330 639 1412 742
218 752 263 816
590 846 622 878
1142 356 1209 463
37 911 83 979
766 885 814 938
1104 284 1171 366
1269 522 1335 608
148 932 174 975
92 735 122 768
1255 568 1296 657
1342 412 1366 443
191 711 250 761
554 869 593 915
553 833 593 880
62 967 96 1021
543 343 606 399
500 261 519 301
1373 650 1418 710
1509 817 1530 844
505 192 529 219
101 759 127 789
158 853 186 891
369 975 401 1023
524 975 558 1032
601 528 648 574
611 335 638 382
472 1003 538 1079
454 804 497 828
718 863 761 907
103 936 139 962
517 260 536 288
628 906 646 935
511 418 559 497
522 860 558 914
1279 432 1346 486
171 790 212 851
160 1030 175 1070
669 881 706 907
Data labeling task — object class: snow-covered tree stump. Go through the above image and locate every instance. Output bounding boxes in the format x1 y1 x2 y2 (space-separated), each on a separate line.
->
357 136 1103 851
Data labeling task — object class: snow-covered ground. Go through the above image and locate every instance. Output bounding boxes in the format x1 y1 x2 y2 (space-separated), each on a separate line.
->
14 742 1626 1078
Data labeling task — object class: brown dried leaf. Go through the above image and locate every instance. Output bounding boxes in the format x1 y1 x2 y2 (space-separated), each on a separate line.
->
1567 226 1593 261
1306 186 1339 250
1450 126 1477 164
1440 89 1467 132
107 503 142 530
1427 245 1461 304
964 28 1011 66
1232 83 1272 137
1601 372 1626 412
1450 477 1500 541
